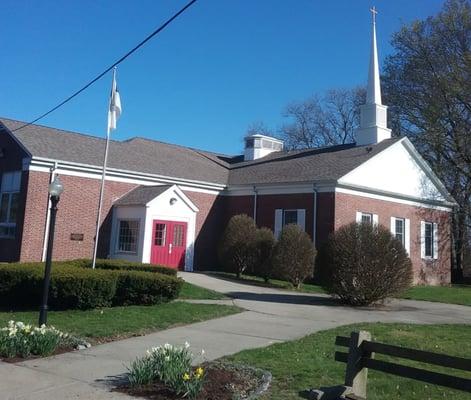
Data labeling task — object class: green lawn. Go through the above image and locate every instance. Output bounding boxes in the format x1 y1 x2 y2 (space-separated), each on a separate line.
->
0 302 241 343
225 323 471 400
400 285 471 306
179 282 227 300
209 272 325 294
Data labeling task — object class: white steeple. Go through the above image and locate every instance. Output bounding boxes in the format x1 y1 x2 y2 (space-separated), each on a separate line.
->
356 6 391 146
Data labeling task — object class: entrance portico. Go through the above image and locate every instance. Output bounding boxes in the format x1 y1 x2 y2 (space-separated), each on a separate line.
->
110 184 198 270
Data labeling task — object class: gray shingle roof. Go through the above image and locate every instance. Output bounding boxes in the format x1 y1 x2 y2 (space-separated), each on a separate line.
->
1 117 400 187
114 185 172 205
0 118 230 185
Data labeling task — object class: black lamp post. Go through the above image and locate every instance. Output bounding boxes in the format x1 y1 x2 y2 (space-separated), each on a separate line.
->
39 175 64 326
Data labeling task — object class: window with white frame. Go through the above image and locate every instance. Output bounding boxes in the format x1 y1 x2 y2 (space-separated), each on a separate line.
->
395 218 405 245
390 216 410 254
274 209 306 238
117 219 140 253
0 171 21 238
421 221 437 259
356 211 378 225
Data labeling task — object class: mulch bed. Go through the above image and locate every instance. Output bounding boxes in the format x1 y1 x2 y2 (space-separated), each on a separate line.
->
0 345 76 363
116 361 270 400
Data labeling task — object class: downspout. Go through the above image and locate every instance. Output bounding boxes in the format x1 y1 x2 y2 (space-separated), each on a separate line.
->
41 162 58 261
253 186 258 224
312 183 317 248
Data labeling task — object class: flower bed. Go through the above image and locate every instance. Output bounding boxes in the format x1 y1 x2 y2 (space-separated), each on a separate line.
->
119 343 270 400
0 320 85 360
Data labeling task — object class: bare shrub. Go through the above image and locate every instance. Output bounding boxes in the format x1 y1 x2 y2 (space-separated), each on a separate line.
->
218 215 258 278
315 222 413 306
272 224 316 288
253 227 276 282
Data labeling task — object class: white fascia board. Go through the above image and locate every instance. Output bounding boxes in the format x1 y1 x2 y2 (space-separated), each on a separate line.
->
27 157 226 192
400 137 456 203
336 185 455 211
339 138 456 205
223 181 336 196
146 184 199 212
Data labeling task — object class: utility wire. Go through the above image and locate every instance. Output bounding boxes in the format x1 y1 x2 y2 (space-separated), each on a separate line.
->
12 0 198 132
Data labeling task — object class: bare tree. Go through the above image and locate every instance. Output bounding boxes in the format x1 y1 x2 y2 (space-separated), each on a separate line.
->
383 0 471 280
246 87 365 150
280 87 365 149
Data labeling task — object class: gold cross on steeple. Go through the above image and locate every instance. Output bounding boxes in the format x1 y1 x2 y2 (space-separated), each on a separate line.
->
370 6 378 24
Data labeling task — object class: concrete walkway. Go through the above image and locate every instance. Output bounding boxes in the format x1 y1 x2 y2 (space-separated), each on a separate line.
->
1 273 470 399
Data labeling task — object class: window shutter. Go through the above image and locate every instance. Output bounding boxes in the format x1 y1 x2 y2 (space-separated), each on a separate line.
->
372 214 379 226
356 212 362 223
274 209 283 239
420 221 425 259
390 217 396 235
433 222 439 259
405 218 411 255
297 209 306 231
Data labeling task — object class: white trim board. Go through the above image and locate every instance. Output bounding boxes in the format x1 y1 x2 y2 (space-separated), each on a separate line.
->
28 160 222 195
336 187 453 212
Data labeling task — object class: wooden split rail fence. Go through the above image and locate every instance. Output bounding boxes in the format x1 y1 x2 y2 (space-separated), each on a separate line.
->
326 330 471 399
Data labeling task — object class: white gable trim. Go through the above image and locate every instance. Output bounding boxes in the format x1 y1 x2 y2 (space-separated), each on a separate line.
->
338 138 456 207
146 184 199 213
0 122 33 157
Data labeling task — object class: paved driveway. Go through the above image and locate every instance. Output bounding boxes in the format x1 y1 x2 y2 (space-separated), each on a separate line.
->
1 273 469 399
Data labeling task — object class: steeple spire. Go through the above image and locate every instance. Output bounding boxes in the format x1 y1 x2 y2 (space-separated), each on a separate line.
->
355 6 391 146
367 6 381 105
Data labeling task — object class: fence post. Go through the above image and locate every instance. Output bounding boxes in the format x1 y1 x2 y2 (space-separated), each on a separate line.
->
344 330 372 399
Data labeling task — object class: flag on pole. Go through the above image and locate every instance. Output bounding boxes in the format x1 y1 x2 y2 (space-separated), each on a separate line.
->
92 68 122 269
107 68 122 134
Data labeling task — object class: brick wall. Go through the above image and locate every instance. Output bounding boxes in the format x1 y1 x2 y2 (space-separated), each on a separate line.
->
183 191 225 269
0 128 29 262
335 192 452 284
20 170 137 262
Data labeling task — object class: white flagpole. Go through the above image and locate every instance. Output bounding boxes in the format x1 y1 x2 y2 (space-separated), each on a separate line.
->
92 68 116 269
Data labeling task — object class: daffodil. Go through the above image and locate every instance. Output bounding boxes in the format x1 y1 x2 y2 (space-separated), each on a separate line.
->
183 373 190 381
195 367 204 378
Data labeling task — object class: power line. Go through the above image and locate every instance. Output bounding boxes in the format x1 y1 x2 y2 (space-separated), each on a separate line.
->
12 0 198 132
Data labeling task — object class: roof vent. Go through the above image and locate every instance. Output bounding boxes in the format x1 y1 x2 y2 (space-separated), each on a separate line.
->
244 134 284 161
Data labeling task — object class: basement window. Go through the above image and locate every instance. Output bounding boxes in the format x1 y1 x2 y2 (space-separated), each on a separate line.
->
117 219 140 253
0 171 21 239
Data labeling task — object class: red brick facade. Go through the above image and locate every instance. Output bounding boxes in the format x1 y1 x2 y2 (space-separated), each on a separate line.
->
334 192 451 284
19 170 138 262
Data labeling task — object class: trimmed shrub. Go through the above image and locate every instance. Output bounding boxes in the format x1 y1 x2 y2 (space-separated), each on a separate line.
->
67 258 178 276
272 224 316 288
253 227 276 282
218 214 258 277
315 222 413 306
114 271 184 306
49 268 118 309
0 262 182 310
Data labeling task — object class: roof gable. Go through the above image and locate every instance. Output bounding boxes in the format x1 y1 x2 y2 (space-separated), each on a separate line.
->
338 138 455 204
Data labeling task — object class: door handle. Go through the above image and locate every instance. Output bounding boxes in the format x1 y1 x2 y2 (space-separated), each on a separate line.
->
169 243 172 254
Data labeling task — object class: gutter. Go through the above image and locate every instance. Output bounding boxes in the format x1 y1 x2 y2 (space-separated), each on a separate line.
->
253 186 258 224
313 183 317 247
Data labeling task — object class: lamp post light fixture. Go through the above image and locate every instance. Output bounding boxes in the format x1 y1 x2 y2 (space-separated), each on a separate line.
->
38 175 64 326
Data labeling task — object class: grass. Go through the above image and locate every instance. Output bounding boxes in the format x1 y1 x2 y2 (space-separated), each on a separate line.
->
400 285 471 306
0 302 241 343
225 323 471 400
209 272 325 294
179 282 227 300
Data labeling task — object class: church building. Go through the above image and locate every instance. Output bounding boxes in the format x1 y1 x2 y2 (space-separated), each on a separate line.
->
0 17 455 284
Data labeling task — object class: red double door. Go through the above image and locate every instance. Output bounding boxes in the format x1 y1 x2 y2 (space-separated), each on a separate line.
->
151 220 187 269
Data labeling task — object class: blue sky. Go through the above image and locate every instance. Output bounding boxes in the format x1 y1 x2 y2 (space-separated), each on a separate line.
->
0 0 444 155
